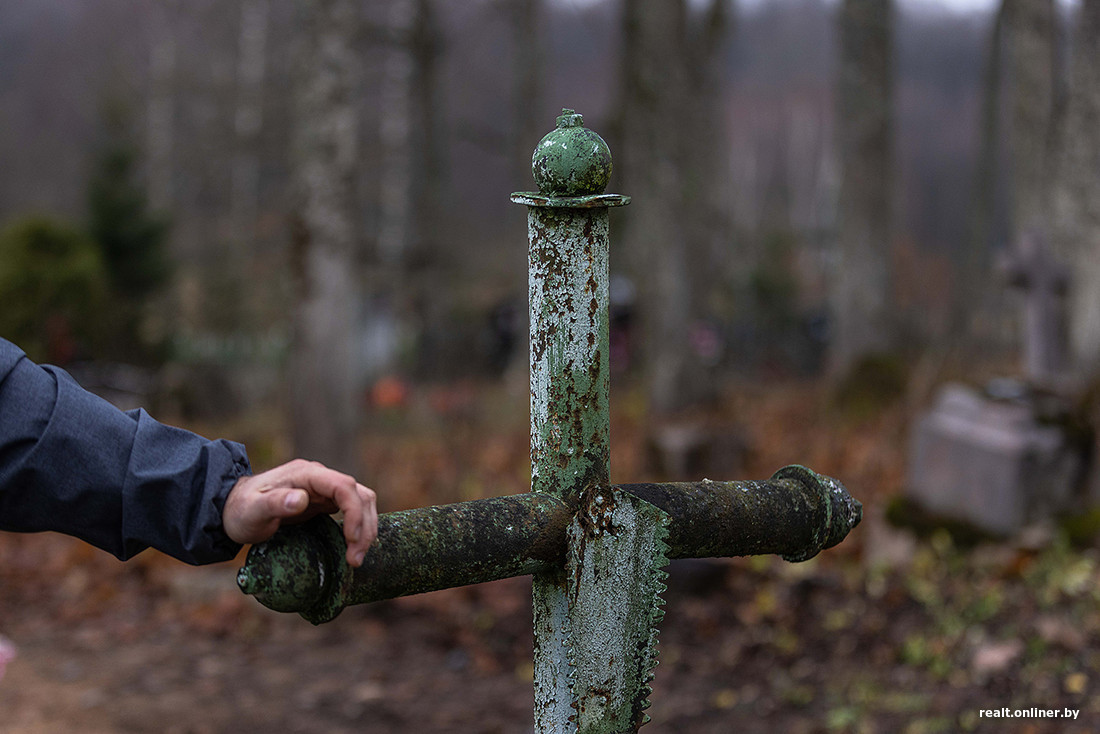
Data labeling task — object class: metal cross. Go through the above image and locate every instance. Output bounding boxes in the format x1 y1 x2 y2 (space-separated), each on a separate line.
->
237 109 861 734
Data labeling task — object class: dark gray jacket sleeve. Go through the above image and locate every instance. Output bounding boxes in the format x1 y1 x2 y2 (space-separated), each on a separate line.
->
0 338 250 564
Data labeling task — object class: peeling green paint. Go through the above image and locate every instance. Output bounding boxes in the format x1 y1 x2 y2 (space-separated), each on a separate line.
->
531 109 614 198
526 206 613 500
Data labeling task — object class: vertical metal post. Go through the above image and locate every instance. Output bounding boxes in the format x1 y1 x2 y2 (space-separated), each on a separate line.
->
513 109 630 732
527 203 612 499
528 202 611 732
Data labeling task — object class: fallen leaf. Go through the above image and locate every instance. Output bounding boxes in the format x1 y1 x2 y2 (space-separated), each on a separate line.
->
971 639 1023 675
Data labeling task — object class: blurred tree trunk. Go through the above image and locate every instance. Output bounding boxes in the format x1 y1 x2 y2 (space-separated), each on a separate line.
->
146 0 178 215
410 0 445 258
829 0 894 377
376 0 444 378
1002 0 1056 235
377 0 443 265
231 0 269 246
959 2 1005 340
289 0 361 474
511 0 544 191
501 0 544 389
960 0 1056 353
620 0 692 417
618 0 730 416
378 0 414 271
1051 0 1100 372
683 0 734 343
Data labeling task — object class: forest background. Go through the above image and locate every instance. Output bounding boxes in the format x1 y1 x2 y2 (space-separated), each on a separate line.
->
3 1 1100 732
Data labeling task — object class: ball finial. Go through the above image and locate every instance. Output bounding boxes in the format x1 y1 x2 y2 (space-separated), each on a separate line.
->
531 108 612 197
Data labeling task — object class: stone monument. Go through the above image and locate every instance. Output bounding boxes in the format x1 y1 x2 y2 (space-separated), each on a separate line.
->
906 232 1082 536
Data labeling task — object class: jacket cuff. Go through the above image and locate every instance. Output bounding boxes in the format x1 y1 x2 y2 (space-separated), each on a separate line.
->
200 440 252 564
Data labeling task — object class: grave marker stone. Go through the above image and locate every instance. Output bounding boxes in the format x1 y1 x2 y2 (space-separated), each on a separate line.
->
907 233 1079 536
907 384 1076 535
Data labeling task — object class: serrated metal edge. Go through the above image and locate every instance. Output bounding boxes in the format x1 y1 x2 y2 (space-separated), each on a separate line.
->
563 489 672 733
638 506 671 723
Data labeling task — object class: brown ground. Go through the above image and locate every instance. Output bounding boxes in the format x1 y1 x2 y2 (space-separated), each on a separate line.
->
2 378 1099 733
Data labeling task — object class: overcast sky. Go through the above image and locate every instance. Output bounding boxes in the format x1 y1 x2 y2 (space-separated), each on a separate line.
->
760 0 1078 13
906 0 996 10
557 0 1077 16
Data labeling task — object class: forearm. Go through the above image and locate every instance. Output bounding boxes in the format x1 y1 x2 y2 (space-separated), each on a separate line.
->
0 340 249 564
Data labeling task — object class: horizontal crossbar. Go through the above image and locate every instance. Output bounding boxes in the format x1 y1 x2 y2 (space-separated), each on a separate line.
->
237 465 861 624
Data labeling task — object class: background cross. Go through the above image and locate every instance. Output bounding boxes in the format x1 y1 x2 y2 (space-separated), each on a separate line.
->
999 230 1070 384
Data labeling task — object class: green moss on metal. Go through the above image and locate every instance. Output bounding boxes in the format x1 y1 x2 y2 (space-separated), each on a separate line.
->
527 206 611 501
238 493 570 624
235 514 348 623
531 109 613 197
618 466 863 563
237 468 863 625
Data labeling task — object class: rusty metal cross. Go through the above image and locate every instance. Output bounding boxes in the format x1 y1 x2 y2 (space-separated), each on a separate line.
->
237 109 861 734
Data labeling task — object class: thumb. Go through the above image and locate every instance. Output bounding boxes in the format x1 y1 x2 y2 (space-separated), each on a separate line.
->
274 488 309 517
240 489 308 543
224 479 312 545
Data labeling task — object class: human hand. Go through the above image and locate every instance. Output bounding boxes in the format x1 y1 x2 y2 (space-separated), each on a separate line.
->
223 459 377 567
